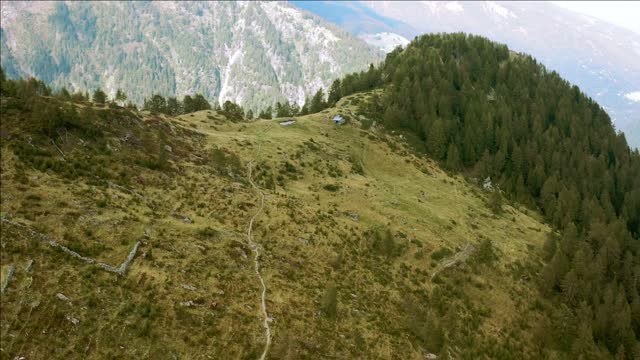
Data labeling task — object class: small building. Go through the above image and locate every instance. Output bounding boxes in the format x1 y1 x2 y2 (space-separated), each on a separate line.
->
279 119 296 126
332 115 345 125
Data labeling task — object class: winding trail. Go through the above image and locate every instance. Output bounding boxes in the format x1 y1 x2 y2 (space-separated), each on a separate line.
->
246 160 271 360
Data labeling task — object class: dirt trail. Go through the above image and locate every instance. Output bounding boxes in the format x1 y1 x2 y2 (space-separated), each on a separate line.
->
246 160 271 360
430 243 475 281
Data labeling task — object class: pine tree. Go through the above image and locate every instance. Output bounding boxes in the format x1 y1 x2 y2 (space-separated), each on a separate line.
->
258 106 273 119
489 190 503 214
309 88 327 114
57 87 71 100
328 79 341 105
445 143 461 170
115 89 127 104
166 97 182 116
183 95 195 113
427 118 446 160
193 94 211 111
92 88 107 104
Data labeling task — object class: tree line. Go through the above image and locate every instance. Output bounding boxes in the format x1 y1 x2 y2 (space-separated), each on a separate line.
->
255 63 384 119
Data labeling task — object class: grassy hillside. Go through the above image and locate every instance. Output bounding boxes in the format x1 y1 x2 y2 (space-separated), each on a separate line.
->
1 90 560 359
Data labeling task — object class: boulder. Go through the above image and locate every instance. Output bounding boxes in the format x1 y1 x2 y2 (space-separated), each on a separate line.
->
56 293 71 302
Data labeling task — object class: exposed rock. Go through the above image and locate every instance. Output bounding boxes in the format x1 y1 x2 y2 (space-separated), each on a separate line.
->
180 300 196 307
425 354 437 359
173 213 193 224
182 284 197 291
164 144 173 153
1 265 15 294
56 293 71 302
66 315 80 325
483 177 494 192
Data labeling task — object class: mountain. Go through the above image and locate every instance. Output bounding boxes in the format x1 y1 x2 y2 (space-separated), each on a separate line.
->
291 1 640 148
357 32 410 53
2 32 639 358
291 1 412 53
0 1 383 111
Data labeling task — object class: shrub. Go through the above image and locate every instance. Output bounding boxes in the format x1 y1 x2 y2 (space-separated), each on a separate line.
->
198 226 220 239
430 247 452 261
475 239 498 265
372 227 398 258
323 183 340 192
488 191 503 214
320 285 338 319
211 147 243 177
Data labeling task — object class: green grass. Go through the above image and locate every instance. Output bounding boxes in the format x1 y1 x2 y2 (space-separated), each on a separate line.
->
1 94 554 359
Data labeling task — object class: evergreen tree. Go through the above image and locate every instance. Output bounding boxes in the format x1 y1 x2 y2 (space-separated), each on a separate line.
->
115 88 127 104
92 88 107 104
489 190 503 214
427 118 446 160
182 95 195 113
309 88 327 113
57 87 71 100
193 94 211 111
259 106 273 119
445 143 461 170
328 79 341 105
166 97 182 116
144 94 167 113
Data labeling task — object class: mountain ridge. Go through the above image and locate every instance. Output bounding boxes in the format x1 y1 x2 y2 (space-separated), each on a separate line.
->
293 0 640 148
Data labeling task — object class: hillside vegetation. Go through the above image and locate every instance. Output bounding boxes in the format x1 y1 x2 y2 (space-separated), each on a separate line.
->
2 33 639 359
3 73 557 359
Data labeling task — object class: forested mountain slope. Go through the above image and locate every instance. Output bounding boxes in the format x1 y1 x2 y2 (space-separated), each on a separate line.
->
295 1 640 149
0 1 382 111
347 32 640 358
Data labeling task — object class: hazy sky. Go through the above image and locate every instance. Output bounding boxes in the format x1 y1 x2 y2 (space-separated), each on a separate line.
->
552 1 640 35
